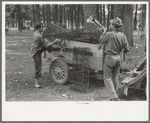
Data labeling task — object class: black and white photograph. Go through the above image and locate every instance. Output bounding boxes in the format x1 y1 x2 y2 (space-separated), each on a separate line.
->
2 1 149 121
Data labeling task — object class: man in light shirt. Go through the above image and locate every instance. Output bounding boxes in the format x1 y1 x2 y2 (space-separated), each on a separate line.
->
99 17 129 101
31 22 61 88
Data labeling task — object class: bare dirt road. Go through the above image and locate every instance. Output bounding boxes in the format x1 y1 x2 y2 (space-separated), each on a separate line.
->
5 29 146 101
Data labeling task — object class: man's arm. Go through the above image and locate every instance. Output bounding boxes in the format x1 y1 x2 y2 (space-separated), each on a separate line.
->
124 36 129 53
40 35 61 49
98 33 109 50
99 32 108 44
44 38 61 48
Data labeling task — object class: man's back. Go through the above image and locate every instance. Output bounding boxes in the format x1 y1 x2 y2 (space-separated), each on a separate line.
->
101 31 129 55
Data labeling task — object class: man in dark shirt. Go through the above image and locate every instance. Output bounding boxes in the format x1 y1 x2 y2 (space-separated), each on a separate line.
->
31 22 61 88
99 17 129 101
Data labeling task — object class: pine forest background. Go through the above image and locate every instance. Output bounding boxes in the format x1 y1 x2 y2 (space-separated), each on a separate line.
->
6 4 147 46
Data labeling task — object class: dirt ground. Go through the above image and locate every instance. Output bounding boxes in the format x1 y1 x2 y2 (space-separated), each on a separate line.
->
5 29 146 101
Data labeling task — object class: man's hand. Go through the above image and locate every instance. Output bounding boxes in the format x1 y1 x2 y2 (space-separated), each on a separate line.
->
45 38 61 48
98 44 102 50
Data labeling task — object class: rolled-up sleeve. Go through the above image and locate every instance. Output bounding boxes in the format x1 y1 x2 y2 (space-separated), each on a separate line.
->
40 36 49 48
99 32 109 44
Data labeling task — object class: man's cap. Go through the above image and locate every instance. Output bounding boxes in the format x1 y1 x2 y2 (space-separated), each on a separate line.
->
110 17 122 27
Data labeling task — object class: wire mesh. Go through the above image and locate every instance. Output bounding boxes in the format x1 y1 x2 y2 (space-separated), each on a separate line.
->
42 21 100 44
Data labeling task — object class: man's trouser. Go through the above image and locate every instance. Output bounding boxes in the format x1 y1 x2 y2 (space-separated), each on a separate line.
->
33 51 42 79
103 54 121 99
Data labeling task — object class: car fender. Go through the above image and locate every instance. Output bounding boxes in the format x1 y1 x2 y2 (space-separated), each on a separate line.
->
51 55 68 64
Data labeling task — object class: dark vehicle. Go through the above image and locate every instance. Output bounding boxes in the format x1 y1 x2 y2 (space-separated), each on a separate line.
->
22 25 30 30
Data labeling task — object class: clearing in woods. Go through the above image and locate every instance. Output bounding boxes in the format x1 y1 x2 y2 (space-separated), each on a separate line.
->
5 29 146 101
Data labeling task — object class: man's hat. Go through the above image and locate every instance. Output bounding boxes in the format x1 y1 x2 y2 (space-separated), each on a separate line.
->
110 17 122 27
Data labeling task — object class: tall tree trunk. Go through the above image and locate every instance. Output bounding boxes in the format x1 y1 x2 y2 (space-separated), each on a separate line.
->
141 4 146 31
96 4 99 20
31 20 32 27
134 4 138 31
42 5 46 58
73 5 76 30
75 5 80 30
67 5 70 29
74 5 80 30
124 5 133 46
48 5 51 22
75 5 77 30
68 5 70 30
63 5 66 28
12 21 14 27
59 5 62 25
77 5 80 29
42 5 46 25
80 5 84 29
11 12 15 28
46 5 50 23
16 5 22 32
103 4 106 27
32 5 35 26
110 5 114 19
35 5 40 23
107 5 110 30
53 5 58 24
99 5 102 24
70 5 73 31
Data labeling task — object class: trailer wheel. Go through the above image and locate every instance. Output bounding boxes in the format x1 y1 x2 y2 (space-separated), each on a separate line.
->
50 59 69 85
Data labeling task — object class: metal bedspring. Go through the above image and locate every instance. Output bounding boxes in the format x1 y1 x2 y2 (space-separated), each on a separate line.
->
68 46 90 93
